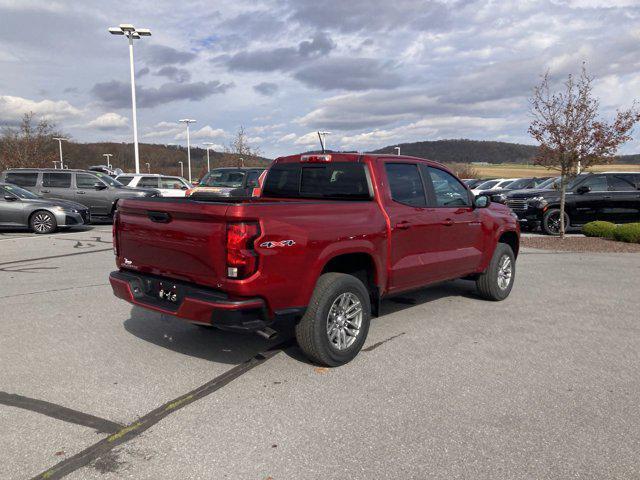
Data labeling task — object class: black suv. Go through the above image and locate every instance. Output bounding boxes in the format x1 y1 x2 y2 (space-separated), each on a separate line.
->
0 169 159 220
505 172 640 235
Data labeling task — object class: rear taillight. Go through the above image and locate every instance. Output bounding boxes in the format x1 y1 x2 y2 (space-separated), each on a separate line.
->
112 210 119 256
226 222 260 279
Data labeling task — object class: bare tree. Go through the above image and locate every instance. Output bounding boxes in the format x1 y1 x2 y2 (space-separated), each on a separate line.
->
529 66 640 237
0 113 65 170
225 126 261 167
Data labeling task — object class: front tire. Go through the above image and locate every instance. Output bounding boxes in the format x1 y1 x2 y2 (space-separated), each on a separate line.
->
476 243 516 301
542 208 569 236
30 210 57 234
295 273 371 367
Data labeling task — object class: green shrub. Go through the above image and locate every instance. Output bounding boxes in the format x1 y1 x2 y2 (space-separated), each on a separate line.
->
613 223 640 244
582 221 617 239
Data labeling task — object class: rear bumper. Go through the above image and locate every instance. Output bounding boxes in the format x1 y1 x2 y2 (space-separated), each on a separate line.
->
109 270 270 333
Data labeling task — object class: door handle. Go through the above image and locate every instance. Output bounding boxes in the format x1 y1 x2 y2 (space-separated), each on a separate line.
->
395 221 412 230
603 196 612 199
77 191 86 195
41 189 50 193
442 219 454 226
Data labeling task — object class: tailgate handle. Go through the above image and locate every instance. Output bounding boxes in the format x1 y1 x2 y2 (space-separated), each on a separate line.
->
148 211 172 223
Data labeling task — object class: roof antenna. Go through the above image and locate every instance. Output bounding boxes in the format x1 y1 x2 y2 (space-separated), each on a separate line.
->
317 131 330 153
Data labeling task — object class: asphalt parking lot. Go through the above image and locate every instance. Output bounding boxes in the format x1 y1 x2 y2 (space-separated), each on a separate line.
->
1 227 639 479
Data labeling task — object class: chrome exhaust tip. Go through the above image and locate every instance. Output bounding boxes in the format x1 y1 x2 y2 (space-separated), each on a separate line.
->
256 327 278 340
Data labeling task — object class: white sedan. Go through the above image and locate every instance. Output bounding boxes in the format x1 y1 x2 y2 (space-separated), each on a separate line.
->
115 174 192 197
471 178 518 196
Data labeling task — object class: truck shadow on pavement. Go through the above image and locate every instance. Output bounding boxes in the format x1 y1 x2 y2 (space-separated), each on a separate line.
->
123 280 480 366
123 306 278 365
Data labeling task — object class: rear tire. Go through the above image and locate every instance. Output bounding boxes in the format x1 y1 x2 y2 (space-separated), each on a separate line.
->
476 243 515 301
30 210 57 234
295 273 371 367
542 209 569 236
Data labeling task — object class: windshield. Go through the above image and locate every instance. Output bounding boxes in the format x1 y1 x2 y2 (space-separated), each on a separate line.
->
94 172 123 187
3 184 39 199
200 169 246 188
505 178 531 190
475 179 499 190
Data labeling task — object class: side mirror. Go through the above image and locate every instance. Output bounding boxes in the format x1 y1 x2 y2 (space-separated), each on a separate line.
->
94 182 107 190
474 194 490 208
3 194 17 201
181 186 188 190
576 185 590 194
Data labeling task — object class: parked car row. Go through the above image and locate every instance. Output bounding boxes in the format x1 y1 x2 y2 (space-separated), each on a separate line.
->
465 172 640 235
0 166 268 234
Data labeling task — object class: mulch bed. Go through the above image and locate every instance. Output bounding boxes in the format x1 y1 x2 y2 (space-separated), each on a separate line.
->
521 235 640 253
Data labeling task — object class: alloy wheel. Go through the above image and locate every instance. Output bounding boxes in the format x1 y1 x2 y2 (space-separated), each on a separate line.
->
326 292 363 350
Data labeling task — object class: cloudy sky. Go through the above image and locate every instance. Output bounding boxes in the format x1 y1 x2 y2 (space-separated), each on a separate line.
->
1 0 639 157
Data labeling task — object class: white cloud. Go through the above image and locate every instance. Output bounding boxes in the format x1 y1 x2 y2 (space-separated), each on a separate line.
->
293 132 322 146
278 133 297 142
175 125 227 141
0 95 82 123
87 112 128 130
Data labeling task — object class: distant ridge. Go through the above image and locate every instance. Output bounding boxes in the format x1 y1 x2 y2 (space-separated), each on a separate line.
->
372 139 640 165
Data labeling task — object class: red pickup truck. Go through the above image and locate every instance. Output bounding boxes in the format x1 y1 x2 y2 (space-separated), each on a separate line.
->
110 153 519 366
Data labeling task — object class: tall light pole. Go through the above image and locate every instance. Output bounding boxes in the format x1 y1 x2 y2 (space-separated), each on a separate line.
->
317 131 330 153
178 161 184 177
202 142 215 172
394 146 400 156
103 153 113 168
52 137 68 169
108 24 151 175
179 119 196 182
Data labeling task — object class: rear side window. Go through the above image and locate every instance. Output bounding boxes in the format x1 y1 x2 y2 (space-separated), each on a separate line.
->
607 174 638 191
42 172 71 188
117 176 134 186
160 177 184 189
385 163 426 207
5 172 38 187
139 176 159 188
263 162 370 200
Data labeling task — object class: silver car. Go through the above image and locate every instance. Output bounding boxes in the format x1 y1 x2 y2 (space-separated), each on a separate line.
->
0 182 89 234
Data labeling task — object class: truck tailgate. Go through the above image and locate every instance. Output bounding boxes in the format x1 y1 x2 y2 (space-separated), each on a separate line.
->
115 199 230 288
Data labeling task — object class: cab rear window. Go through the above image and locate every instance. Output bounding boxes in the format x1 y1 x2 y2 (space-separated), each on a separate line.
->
263 162 371 200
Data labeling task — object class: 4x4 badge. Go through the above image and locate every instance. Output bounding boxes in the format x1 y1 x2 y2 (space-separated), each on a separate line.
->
260 240 296 248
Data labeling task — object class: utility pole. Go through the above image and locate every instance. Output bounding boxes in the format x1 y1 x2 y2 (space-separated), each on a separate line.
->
202 142 215 172
103 153 113 168
317 131 330 153
53 137 68 169
108 24 151 174
179 119 196 182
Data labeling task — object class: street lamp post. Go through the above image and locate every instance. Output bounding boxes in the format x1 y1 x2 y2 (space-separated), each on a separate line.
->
179 119 196 182
202 142 215 172
178 161 184 177
394 146 400 156
108 24 151 175
52 137 68 169
103 153 113 168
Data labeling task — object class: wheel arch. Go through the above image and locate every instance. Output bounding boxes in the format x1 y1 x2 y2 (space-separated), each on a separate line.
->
319 251 381 316
498 230 519 258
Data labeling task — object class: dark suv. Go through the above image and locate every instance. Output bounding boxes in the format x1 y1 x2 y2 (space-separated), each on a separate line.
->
0 169 159 220
505 172 640 234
